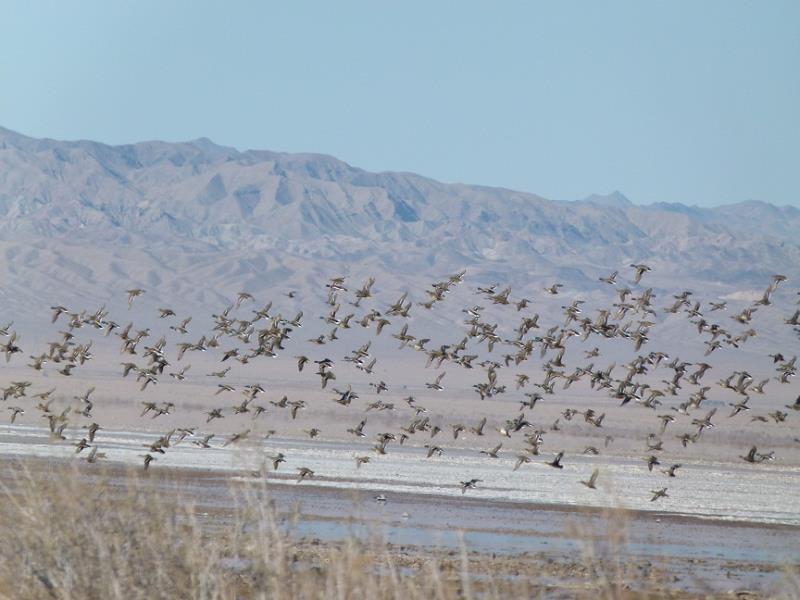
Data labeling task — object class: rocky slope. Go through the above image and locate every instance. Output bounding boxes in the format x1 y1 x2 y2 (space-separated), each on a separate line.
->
0 126 797 325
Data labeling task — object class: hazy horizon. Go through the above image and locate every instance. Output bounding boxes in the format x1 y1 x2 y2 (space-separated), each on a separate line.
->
2 124 796 211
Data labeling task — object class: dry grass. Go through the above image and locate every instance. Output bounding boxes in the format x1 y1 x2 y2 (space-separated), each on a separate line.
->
0 459 793 600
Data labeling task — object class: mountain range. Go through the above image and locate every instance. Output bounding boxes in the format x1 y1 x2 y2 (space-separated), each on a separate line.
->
1 125 798 325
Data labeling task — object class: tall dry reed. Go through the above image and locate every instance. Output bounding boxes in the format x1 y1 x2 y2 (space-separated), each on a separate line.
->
0 459 793 599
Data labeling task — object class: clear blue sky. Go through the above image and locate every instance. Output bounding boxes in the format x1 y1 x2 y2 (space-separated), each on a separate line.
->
1 1 798 206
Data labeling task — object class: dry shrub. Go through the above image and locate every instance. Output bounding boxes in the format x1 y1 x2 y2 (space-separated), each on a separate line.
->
0 459 792 599
0 460 488 599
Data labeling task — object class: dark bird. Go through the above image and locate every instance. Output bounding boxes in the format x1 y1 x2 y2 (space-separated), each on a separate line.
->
296 467 315 483
547 452 564 469
661 464 681 478
650 487 669 502
460 478 481 494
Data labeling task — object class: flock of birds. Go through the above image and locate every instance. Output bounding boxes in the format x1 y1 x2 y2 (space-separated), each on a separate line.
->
1 263 799 505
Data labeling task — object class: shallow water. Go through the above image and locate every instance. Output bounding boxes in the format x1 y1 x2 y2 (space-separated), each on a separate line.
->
2 423 799 527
